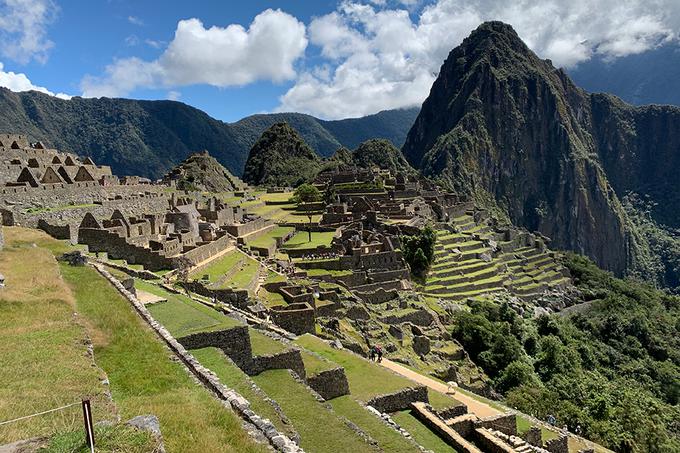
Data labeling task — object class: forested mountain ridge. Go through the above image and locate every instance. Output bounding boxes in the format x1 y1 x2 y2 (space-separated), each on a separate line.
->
0 87 418 179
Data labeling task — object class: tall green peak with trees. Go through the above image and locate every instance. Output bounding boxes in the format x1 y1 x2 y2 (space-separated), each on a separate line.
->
401 21 680 290
242 122 321 187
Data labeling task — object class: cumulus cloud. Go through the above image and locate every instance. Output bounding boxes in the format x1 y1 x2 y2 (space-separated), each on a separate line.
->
81 9 307 98
0 62 70 99
279 0 680 119
0 0 58 64
128 15 144 26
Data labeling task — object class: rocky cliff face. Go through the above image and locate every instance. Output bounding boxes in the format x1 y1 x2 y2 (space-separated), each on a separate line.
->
402 21 680 279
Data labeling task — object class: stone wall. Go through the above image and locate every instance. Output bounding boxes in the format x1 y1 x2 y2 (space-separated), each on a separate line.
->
367 386 429 413
37 219 75 241
270 303 315 335
379 309 435 326
248 349 307 380
307 367 350 400
184 280 250 309
545 435 569 453
475 413 517 436
410 402 483 453
177 326 253 368
473 428 515 453
182 234 234 265
78 227 175 271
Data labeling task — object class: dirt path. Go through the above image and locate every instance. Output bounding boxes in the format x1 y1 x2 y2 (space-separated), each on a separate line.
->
380 359 502 418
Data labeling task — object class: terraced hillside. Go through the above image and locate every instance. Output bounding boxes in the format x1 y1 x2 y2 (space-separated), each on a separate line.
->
422 211 572 302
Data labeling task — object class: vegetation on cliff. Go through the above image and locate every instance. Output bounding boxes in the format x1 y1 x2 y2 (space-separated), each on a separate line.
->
242 123 321 187
451 254 680 452
400 20 680 290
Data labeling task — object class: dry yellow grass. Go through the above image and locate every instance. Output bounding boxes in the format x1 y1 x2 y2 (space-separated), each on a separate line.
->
0 227 114 443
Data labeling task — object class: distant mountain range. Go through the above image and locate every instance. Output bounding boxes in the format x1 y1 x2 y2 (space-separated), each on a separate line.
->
568 43 680 107
0 87 419 179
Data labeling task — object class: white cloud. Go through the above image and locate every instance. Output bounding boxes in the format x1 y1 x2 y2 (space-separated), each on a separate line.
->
128 15 144 26
81 9 307 98
166 90 181 101
0 62 70 99
279 0 680 119
0 0 58 64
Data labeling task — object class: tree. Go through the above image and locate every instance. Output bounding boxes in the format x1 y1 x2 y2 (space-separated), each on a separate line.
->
293 183 321 205
402 226 436 277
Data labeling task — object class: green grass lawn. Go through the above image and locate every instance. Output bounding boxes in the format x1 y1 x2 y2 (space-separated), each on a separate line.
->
295 335 462 409
57 251 265 453
249 330 287 356
295 335 419 400
247 226 295 249
391 410 457 452
252 369 375 453
138 280 241 337
190 347 294 437
41 423 159 453
281 231 336 250
329 396 420 453
191 250 243 281
0 228 114 442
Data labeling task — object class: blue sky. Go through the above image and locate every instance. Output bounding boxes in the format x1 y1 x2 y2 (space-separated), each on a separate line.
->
1 0 678 122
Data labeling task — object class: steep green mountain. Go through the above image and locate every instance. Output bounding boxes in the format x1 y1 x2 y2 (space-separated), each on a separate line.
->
162 151 245 193
401 21 680 288
350 139 414 174
0 88 418 179
242 122 321 187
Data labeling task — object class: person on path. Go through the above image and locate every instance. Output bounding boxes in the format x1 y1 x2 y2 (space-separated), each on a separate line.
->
369 346 376 361
376 345 383 363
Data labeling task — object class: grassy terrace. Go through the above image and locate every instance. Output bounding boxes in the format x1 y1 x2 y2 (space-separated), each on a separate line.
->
247 225 295 249
391 410 457 452
190 347 294 437
253 369 376 452
139 280 242 337
0 228 114 442
329 396 422 452
294 335 461 409
8 229 263 452
281 231 336 250
191 249 260 290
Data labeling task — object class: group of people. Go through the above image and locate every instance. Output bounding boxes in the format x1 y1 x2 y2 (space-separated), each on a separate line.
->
546 414 582 436
369 345 384 362
300 252 340 261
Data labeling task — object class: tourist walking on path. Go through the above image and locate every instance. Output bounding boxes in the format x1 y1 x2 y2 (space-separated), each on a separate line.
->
376 345 383 363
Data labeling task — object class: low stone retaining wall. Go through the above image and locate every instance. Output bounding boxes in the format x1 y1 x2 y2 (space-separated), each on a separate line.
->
177 327 253 369
185 280 249 309
307 367 350 400
366 386 428 413
475 413 517 436
248 349 307 380
93 265 302 452
474 428 515 453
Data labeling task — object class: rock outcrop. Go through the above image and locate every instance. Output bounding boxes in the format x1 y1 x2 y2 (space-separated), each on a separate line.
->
163 151 245 192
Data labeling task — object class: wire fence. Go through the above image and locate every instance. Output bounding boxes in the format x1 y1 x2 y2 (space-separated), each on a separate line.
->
0 401 81 427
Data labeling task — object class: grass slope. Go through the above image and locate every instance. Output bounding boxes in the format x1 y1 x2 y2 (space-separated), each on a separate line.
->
0 228 113 442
